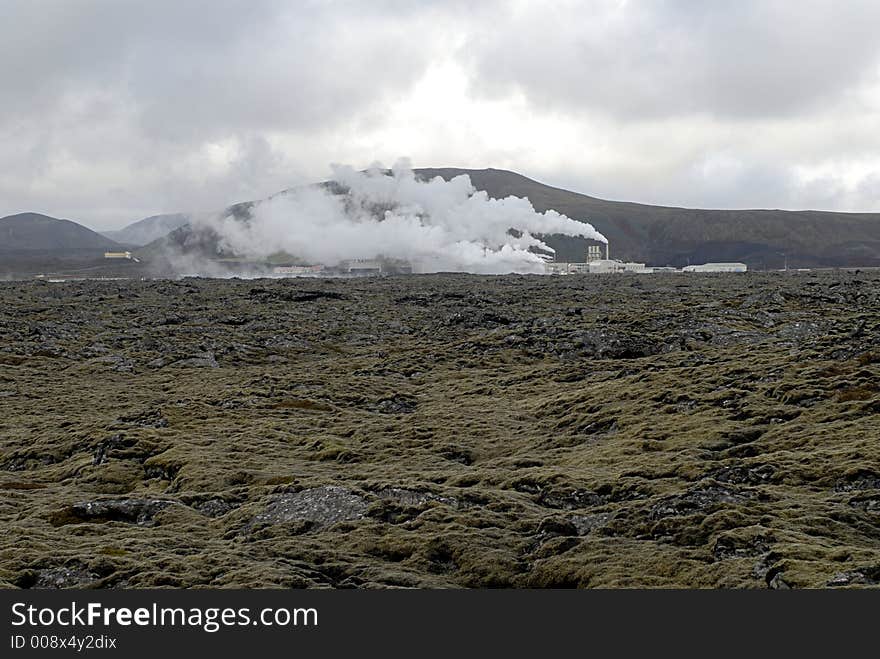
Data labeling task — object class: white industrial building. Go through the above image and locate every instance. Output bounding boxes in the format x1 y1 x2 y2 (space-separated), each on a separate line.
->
545 258 653 275
587 259 653 274
544 241 653 274
683 262 748 273
343 259 383 274
104 251 140 263
339 258 413 275
273 264 325 275
543 242 748 275
545 262 591 275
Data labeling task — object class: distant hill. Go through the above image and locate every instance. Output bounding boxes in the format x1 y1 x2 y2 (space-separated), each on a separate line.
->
135 201 254 268
101 213 190 247
0 212 136 278
0 212 120 251
137 168 880 270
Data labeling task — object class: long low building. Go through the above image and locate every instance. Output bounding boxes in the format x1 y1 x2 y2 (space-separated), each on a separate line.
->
545 262 591 274
588 259 652 274
546 259 652 274
683 262 748 273
273 264 325 275
544 260 749 275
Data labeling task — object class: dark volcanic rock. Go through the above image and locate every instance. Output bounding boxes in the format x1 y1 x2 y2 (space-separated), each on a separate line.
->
571 328 663 359
57 499 176 526
538 488 605 510
712 535 772 561
834 471 880 492
650 485 749 520
249 288 346 303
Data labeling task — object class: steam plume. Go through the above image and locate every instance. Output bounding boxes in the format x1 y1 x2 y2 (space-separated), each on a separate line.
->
193 161 606 274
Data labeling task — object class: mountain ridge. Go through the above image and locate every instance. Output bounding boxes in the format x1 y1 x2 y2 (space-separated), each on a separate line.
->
101 213 190 247
0 212 121 251
5 168 880 271
414 168 880 267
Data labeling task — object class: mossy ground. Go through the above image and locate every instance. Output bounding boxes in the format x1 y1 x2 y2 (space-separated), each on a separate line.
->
1 272 878 588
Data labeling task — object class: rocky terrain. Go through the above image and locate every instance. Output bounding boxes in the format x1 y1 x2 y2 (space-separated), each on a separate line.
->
1 272 878 589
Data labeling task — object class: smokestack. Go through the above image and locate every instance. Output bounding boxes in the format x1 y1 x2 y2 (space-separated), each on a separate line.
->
606 242 610 260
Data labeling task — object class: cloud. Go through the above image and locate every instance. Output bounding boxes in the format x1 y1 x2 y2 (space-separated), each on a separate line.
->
462 0 880 120
0 1 450 227
0 0 878 229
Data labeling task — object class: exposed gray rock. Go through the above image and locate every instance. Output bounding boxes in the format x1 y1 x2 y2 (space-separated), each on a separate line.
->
252 486 368 530
33 566 99 589
193 499 236 518
372 395 417 414
768 572 792 589
375 487 457 508
712 464 775 485
827 567 879 587
569 513 612 536
712 535 771 560
742 291 786 309
849 494 880 513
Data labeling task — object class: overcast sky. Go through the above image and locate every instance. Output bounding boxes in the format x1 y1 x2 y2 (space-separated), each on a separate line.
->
2 0 879 230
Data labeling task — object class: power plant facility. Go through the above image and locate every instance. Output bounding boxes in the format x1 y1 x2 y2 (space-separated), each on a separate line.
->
271 257 413 278
265 241 748 278
545 241 747 275
167 236 746 279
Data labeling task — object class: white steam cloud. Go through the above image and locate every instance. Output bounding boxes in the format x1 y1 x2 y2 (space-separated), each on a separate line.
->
193 161 606 274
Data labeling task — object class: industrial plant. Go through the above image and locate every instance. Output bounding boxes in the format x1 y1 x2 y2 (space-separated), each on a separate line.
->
545 241 746 275
260 243 748 279
271 257 413 278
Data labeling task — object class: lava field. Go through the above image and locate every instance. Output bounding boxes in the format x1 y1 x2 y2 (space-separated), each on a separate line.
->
1 272 878 588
